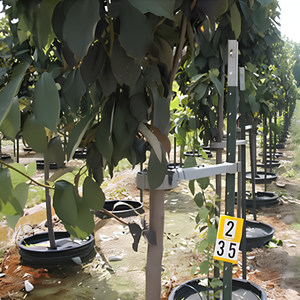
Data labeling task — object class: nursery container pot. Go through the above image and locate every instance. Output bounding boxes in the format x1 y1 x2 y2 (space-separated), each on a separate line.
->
18 231 96 266
168 278 267 300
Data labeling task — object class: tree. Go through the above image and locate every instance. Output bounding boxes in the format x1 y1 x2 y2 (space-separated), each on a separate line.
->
0 0 229 298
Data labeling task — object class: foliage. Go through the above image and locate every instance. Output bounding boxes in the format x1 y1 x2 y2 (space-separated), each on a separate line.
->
187 159 222 296
0 0 235 239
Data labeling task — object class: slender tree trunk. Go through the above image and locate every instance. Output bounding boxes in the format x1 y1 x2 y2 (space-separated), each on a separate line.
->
145 189 165 300
44 157 56 249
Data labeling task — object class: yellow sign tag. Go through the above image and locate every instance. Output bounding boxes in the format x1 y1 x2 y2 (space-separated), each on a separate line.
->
213 215 244 264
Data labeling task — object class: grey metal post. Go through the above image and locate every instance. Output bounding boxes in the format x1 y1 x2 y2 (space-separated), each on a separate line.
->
223 40 238 300
239 67 247 279
214 64 224 279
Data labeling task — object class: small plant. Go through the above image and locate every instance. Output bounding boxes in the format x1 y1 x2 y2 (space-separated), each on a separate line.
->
186 158 223 299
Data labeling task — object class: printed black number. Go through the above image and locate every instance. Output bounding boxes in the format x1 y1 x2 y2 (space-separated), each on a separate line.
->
217 240 225 256
228 243 236 258
225 221 234 237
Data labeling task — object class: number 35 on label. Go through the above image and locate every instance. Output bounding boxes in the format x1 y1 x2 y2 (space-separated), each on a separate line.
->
213 215 244 264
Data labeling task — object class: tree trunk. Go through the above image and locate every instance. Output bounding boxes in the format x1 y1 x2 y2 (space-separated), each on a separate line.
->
145 189 165 300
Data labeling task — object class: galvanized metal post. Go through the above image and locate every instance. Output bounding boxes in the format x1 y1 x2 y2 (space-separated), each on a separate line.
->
239 67 247 280
214 64 225 279
223 40 238 300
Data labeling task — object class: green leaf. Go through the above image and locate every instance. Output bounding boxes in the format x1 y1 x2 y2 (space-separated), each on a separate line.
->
63 0 100 60
32 0 61 49
66 108 97 161
194 82 208 100
111 39 141 88
26 161 37 178
148 148 167 190
99 56 118 97
230 2 241 39
128 0 175 20
184 156 197 168
199 260 209 274
196 239 208 253
129 93 149 123
83 176 105 210
207 225 217 244
209 69 224 97
0 168 13 204
80 41 106 86
0 96 20 141
252 101 260 114
0 62 29 127
194 192 204 208
197 177 210 190
45 135 65 168
23 115 48 153
210 278 223 289
33 72 60 132
110 0 153 60
95 100 114 164
196 206 209 224
149 86 170 135
189 179 195 195
53 180 78 226
62 68 86 114
8 163 27 188
13 182 29 211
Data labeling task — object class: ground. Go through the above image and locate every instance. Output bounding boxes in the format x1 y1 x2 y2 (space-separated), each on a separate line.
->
1 139 300 299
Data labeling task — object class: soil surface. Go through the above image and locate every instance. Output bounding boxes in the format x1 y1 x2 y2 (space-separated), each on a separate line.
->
1 140 300 299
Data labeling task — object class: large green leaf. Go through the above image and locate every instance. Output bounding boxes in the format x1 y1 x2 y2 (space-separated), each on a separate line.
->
95 99 114 164
230 2 241 40
147 148 167 190
32 0 61 49
62 69 86 114
8 163 27 188
0 62 29 127
149 86 170 135
99 55 118 97
13 182 29 212
45 135 65 168
66 108 97 160
82 176 105 210
53 180 78 226
53 179 96 239
33 72 60 133
129 93 149 123
194 192 204 208
63 0 100 60
0 96 20 141
0 168 13 205
80 41 106 87
111 39 141 88
110 0 153 60
207 225 217 244
23 115 48 153
128 0 175 20
209 69 224 97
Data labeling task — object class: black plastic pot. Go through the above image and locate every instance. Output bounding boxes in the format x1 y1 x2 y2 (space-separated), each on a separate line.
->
167 162 182 169
23 147 33 152
256 160 281 168
18 231 95 266
245 171 277 184
235 191 279 207
258 152 283 158
36 160 58 170
73 149 87 159
94 199 144 219
246 220 275 251
1 153 11 159
168 278 267 300
184 149 212 158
